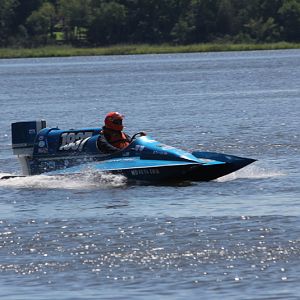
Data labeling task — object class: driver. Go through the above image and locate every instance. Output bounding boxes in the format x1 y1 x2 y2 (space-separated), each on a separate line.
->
97 112 131 153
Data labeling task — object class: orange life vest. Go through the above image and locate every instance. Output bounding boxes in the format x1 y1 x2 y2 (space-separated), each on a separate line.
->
103 129 130 149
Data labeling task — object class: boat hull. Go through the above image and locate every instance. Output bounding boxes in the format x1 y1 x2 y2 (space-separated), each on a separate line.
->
105 158 255 182
46 155 255 182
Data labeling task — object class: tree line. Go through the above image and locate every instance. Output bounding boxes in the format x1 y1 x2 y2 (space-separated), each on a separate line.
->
1 0 300 47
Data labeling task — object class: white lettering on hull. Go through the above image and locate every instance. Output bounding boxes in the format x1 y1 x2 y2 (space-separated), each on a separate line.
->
59 132 93 151
130 168 160 176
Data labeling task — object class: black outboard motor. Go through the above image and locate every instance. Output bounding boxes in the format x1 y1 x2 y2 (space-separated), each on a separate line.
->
11 120 46 175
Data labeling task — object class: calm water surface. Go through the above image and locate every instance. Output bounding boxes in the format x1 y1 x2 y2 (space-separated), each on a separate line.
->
0 50 300 299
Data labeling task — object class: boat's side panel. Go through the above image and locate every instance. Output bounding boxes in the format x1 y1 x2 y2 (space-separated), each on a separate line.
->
192 151 256 164
33 127 101 156
46 156 227 182
182 163 243 181
191 151 256 180
26 127 107 174
47 158 198 174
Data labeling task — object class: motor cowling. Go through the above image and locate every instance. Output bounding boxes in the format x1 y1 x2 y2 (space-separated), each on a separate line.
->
11 120 46 175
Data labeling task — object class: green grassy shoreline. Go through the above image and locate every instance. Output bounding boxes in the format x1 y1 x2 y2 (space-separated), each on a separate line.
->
1 42 300 59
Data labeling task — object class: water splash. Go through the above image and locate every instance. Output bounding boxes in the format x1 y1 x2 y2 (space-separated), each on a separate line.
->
216 164 285 182
0 171 127 189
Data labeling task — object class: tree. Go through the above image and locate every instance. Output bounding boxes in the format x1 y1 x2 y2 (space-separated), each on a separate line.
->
14 0 45 28
58 0 91 42
278 0 300 41
231 0 261 36
1 0 300 47
245 17 280 42
26 2 56 45
87 1 127 45
0 0 19 46
118 0 189 44
171 18 195 44
186 0 219 42
260 0 283 20
216 0 234 35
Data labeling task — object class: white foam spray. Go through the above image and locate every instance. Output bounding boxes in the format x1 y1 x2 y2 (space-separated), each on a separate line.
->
216 164 285 182
0 171 127 189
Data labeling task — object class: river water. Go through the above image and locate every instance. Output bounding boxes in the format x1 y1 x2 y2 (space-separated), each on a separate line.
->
0 50 299 299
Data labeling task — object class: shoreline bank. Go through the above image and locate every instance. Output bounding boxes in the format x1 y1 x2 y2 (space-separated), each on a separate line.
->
1 42 300 59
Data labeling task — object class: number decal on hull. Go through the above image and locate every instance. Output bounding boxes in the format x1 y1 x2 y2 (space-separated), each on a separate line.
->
59 132 93 151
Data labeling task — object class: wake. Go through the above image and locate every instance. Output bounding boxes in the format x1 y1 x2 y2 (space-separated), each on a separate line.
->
0 171 127 189
216 164 285 182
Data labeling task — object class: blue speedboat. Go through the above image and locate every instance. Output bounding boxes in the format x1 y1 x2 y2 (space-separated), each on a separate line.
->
6 120 255 182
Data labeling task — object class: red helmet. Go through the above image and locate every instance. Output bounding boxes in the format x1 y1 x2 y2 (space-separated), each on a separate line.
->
104 112 124 131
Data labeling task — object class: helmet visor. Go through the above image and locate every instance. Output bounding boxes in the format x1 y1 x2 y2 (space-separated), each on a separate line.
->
112 119 123 125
